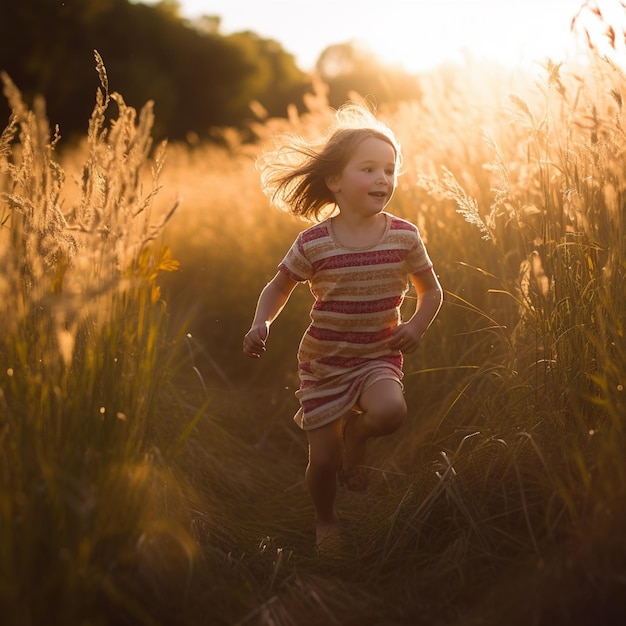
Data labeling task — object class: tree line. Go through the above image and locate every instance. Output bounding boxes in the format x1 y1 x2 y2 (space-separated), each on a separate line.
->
1 0 423 142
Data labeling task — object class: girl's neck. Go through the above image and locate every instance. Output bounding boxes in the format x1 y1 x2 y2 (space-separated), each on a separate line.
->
330 212 387 249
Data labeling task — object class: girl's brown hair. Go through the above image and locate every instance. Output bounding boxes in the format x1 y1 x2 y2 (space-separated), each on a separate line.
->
257 103 402 222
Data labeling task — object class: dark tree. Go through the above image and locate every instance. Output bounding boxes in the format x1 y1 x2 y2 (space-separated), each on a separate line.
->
0 0 311 141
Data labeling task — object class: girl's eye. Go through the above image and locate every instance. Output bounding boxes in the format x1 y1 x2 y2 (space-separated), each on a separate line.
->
386 170 395 176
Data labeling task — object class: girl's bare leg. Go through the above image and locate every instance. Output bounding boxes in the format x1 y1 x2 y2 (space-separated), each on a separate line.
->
305 418 344 546
342 379 407 486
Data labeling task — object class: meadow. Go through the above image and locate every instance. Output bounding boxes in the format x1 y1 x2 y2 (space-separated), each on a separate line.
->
1 48 625 625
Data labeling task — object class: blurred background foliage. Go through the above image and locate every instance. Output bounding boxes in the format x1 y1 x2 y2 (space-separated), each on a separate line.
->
0 0 423 142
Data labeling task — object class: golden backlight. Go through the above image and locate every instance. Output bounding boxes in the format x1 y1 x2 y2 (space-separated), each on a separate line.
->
165 0 594 73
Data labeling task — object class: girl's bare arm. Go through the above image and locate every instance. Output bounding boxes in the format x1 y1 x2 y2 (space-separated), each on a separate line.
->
388 268 443 353
243 271 298 358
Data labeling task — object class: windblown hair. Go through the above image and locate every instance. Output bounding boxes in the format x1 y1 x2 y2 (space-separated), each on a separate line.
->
257 103 402 222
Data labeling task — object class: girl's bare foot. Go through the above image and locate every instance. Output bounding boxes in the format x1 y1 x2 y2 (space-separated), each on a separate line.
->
315 520 341 549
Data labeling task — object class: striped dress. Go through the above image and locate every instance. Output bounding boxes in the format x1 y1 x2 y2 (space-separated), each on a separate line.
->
278 212 433 430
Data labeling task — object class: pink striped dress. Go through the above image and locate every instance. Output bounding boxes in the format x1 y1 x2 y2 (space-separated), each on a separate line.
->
278 212 433 430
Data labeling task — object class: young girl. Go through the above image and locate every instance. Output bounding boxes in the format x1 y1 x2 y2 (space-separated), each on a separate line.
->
243 104 443 549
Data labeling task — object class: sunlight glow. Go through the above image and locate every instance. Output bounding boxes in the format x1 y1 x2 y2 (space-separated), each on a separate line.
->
165 0 587 73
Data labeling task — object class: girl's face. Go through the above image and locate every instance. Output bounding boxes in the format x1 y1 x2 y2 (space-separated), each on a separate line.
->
327 137 397 218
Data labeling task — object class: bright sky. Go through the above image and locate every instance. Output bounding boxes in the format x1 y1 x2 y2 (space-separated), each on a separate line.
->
146 0 618 73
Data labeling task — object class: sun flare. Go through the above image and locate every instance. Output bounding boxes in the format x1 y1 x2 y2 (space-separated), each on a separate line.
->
350 0 582 73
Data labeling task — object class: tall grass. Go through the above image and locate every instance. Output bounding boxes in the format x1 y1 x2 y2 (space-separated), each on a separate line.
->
418 55 626 479
2 46 626 626
0 53 195 624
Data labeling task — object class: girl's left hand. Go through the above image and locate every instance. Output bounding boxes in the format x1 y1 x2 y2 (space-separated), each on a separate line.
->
388 323 422 354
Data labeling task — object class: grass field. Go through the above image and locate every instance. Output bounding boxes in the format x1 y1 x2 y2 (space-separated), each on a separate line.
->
1 48 625 625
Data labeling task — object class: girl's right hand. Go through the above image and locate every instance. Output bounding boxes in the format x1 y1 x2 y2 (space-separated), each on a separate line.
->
243 323 269 358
